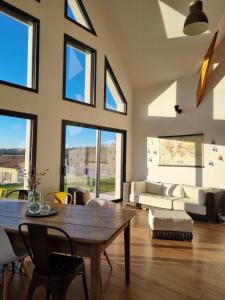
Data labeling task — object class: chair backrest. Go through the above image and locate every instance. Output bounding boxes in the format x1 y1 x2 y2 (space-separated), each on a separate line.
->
55 192 72 205
0 226 17 264
44 192 73 205
6 189 29 200
18 223 75 276
44 192 58 203
0 188 7 198
67 187 91 205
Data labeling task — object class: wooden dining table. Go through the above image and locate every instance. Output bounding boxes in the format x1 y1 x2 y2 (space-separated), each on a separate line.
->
0 200 135 300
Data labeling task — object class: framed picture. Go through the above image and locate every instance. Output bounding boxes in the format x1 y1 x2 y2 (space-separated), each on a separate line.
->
158 134 204 167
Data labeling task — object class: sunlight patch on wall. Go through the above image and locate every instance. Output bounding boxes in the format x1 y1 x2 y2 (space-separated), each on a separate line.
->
213 76 225 120
158 0 186 39
213 63 220 71
203 143 225 188
148 81 177 117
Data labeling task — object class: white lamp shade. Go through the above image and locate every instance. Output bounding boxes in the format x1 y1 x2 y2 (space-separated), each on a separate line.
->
183 21 208 36
183 1 209 36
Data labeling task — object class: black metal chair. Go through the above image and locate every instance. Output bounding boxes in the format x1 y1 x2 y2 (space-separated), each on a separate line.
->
18 223 89 300
6 189 29 200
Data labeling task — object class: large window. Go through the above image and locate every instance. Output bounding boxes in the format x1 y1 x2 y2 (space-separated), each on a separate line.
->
104 57 127 115
0 110 37 195
65 0 96 36
61 121 126 201
63 35 96 106
0 2 39 91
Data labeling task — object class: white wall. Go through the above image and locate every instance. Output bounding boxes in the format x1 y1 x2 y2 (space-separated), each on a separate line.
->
0 0 133 194
133 39 225 189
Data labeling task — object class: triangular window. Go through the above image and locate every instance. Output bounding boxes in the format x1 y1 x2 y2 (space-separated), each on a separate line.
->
104 57 127 115
65 0 96 36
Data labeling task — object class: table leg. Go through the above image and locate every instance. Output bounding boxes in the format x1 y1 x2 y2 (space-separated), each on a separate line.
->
90 246 101 300
3 264 9 300
124 222 130 284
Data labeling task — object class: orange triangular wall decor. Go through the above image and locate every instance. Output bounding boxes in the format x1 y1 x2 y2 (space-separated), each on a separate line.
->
196 31 218 108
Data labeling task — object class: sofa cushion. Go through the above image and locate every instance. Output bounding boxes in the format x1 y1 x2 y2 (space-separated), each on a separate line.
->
145 181 163 195
139 193 178 209
86 198 108 207
172 184 184 197
183 185 207 205
162 183 184 197
131 181 146 194
173 198 206 215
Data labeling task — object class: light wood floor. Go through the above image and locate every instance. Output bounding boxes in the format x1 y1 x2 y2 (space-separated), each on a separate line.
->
2 208 225 300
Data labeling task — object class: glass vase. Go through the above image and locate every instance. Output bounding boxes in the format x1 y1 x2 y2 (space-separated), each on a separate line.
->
27 189 42 215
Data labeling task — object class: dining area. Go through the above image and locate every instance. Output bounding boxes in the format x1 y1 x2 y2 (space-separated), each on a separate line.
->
0 197 135 300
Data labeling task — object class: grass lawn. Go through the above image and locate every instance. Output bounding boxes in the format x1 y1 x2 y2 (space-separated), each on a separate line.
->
64 177 115 193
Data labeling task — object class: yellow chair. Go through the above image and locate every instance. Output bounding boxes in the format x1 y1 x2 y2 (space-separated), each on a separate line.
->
0 188 7 198
44 192 73 205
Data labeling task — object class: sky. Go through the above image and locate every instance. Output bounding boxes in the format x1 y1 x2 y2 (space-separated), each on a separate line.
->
66 125 116 148
66 44 86 101
0 4 117 149
106 86 117 110
67 3 78 23
0 12 28 86
0 115 26 149
0 12 29 149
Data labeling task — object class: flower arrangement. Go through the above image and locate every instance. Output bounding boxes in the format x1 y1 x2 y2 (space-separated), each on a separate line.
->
24 168 49 191
24 168 48 215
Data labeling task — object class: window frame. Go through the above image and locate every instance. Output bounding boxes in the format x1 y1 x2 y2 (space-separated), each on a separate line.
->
63 34 97 107
104 57 128 116
0 1 40 93
0 108 38 177
60 120 127 202
64 0 97 36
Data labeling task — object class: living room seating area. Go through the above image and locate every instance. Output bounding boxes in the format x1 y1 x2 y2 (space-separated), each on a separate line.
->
124 181 225 222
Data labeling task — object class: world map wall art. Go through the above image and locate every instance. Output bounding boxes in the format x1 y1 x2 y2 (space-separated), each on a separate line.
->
158 134 204 167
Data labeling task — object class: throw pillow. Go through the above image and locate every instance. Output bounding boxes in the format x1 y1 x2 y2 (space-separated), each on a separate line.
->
146 181 163 195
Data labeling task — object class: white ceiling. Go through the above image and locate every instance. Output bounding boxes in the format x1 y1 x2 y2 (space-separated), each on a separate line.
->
100 0 225 88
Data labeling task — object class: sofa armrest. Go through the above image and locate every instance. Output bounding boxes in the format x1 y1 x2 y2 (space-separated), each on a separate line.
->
206 189 225 221
131 181 146 194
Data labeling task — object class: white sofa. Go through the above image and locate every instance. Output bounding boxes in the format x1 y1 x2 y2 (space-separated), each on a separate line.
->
123 181 225 222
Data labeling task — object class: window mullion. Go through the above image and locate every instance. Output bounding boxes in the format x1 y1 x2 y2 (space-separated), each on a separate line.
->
94 130 101 198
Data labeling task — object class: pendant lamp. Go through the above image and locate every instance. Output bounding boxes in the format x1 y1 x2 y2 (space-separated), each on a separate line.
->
183 1 209 36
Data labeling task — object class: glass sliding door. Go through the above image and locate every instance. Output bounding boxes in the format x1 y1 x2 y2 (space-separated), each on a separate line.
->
62 122 126 201
64 125 97 193
0 110 37 196
99 131 123 200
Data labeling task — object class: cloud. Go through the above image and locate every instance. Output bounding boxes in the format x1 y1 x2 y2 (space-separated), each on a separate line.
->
75 93 84 101
67 126 82 136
